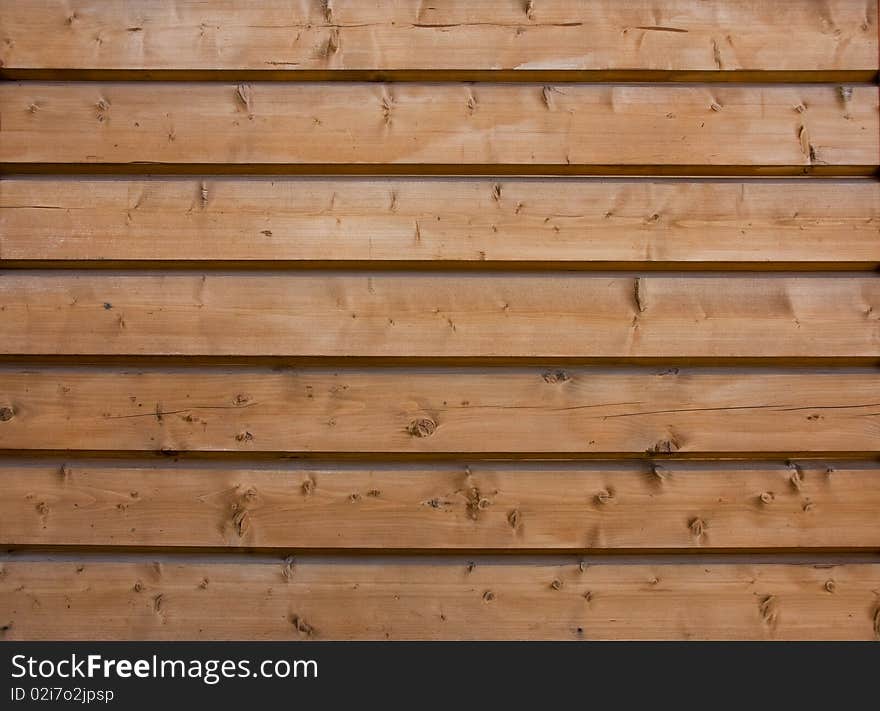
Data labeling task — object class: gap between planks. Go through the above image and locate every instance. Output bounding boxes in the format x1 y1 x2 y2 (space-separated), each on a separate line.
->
3 70 878 83
3 164 877 177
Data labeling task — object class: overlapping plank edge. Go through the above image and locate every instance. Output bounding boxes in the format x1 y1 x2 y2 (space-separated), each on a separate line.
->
0 0 876 82
2 459 878 551
2 556 880 640
3 178 879 269
2 83 876 175
0 272 876 360
0 367 877 456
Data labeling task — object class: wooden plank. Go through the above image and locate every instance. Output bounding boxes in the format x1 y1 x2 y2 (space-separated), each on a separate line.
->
0 272 875 359
0 368 876 455
2 83 875 173
0 1 875 80
2 460 878 550
2 557 879 639
3 178 879 268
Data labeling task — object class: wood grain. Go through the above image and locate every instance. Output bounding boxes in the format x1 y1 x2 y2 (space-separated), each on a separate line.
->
2 460 878 550
3 178 879 268
1 1 875 79
0 272 875 359
2 557 879 639
0 368 876 455
2 83 875 172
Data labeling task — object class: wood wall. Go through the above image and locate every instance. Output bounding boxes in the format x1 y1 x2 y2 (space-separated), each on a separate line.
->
0 0 878 640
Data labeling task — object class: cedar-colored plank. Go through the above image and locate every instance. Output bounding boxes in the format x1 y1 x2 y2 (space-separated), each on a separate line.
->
0 273 875 359
0 1 875 77
3 178 879 267
2 460 877 550
0 368 876 455
1 83 875 170
2 558 879 640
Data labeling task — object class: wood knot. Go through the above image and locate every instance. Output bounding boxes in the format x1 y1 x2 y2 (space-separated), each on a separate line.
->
650 463 667 482
583 591 593 602
95 98 110 121
634 277 647 312
380 93 393 124
324 27 340 56
579 561 588 573
689 517 707 538
290 614 315 637
873 606 880 640
199 578 209 590
507 508 521 529
541 85 557 110
235 431 254 443
408 417 436 438
0 406 15 422
302 476 315 496
824 580 836 593
464 486 490 520
595 489 615 505
491 183 502 202
233 393 251 406
320 0 334 23
132 581 144 593
231 505 250 537
646 438 679 455
482 590 496 602
710 102 722 112
759 595 779 626
200 181 208 207
466 561 475 574
759 491 775 505
550 579 564 591
235 83 253 115
542 369 570 383
524 0 535 20
787 462 803 491
35 501 49 516
281 556 295 582
153 593 165 615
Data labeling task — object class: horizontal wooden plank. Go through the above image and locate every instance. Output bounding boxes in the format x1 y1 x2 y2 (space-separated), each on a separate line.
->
0 368 876 455
2 460 878 550
0 273 875 359
3 178 879 268
0 1 875 80
2 558 879 639
2 83 875 172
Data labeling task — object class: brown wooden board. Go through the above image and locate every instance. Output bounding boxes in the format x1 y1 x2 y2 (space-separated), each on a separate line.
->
3 178 879 269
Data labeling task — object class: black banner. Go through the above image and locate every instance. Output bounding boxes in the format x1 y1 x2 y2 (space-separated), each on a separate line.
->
2 642 877 708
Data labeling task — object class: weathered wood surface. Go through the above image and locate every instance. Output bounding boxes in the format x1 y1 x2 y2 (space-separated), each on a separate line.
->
2 83 875 172
2 558 879 640
1 1 875 79
0 368 876 455
3 178 879 268
2 460 877 550
0 273 876 359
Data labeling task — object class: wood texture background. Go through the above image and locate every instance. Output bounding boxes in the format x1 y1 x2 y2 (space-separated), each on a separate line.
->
0 0 878 641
